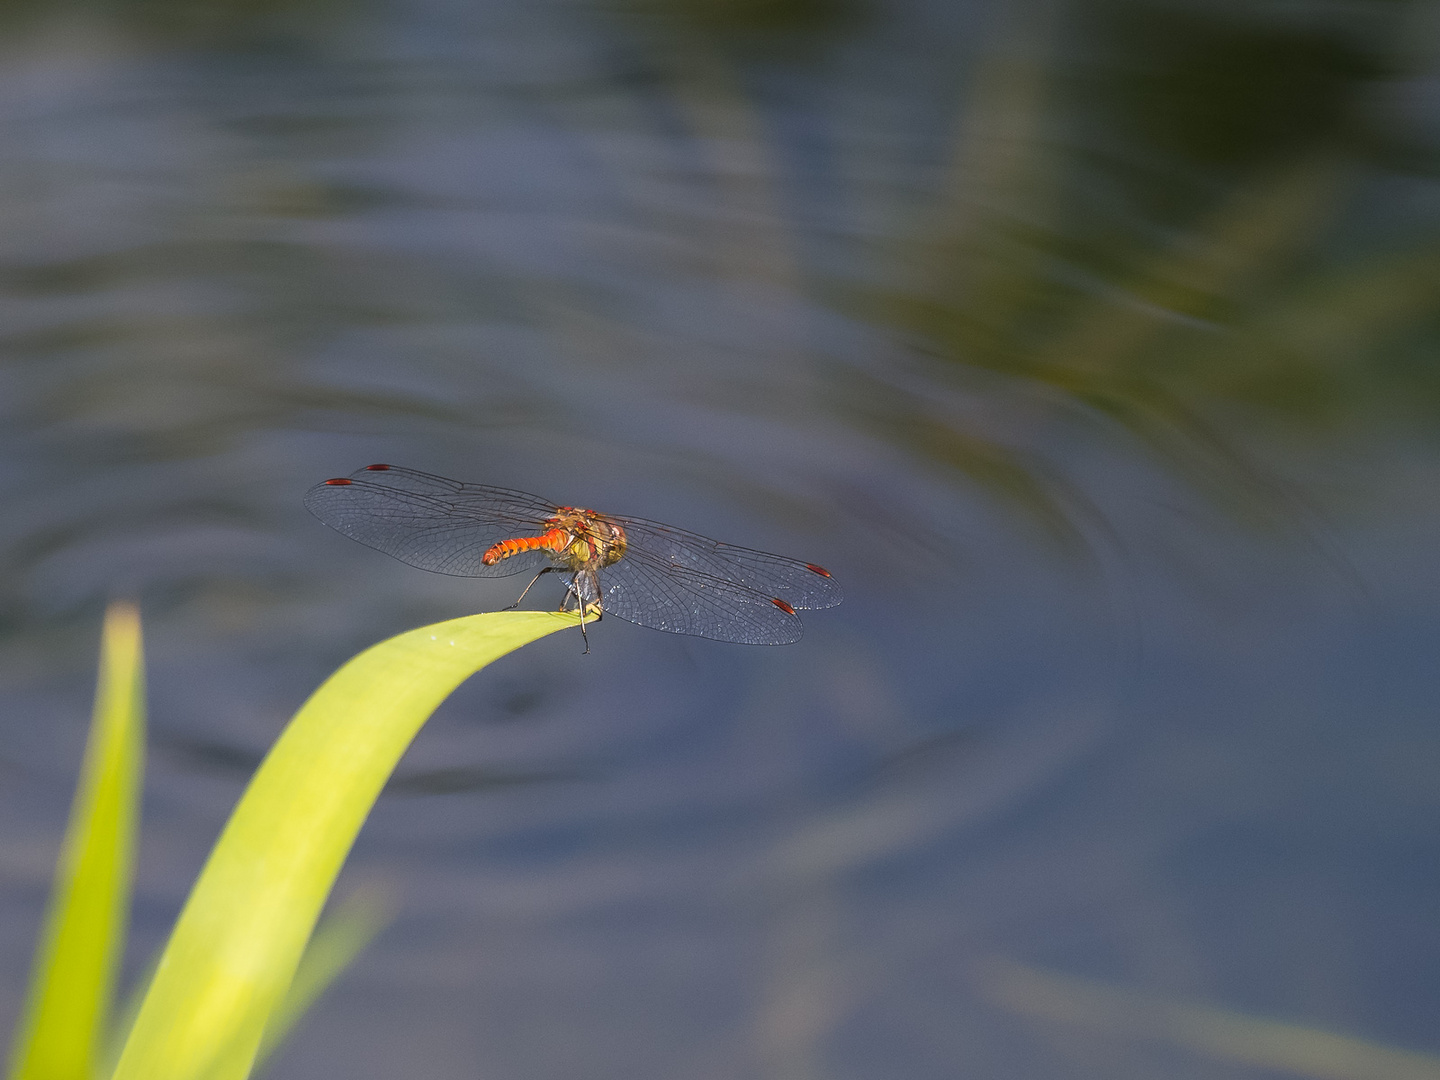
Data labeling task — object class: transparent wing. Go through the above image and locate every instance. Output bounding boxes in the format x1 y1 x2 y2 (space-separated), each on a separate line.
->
609 515 841 610
598 551 805 645
303 464 559 577
328 464 564 514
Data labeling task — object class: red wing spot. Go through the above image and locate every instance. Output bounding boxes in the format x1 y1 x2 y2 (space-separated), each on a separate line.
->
325 478 353 486
771 598 797 615
805 563 832 578
365 463 391 471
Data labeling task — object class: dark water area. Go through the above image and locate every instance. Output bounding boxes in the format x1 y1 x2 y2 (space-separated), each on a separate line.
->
3 0 1440 1076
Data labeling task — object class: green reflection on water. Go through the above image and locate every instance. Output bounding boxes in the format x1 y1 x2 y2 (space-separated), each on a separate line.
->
838 1 1440 528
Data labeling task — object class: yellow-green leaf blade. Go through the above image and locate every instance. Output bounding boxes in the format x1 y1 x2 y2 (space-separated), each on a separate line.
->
8 601 146 1080
253 886 393 1070
109 609 579 1080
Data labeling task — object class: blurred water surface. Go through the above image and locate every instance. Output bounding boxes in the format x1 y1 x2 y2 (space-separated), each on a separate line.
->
3 0 1440 1077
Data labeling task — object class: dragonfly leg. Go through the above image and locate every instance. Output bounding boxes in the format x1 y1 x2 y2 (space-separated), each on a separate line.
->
561 573 601 653
506 566 554 610
555 576 590 652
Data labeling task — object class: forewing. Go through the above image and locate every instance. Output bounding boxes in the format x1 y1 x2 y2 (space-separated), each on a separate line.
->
611 516 841 609
598 551 804 645
334 465 563 515
303 465 558 577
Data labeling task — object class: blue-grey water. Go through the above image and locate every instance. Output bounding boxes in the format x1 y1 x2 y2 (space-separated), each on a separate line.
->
2 1 1440 1077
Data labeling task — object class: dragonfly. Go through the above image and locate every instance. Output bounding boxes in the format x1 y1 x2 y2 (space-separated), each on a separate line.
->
304 464 842 650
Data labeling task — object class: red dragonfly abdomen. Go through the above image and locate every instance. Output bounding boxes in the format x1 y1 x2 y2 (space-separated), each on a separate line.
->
482 528 570 565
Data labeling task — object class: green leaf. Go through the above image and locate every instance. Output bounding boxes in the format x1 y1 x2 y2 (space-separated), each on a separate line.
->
8 601 146 1080
108 609 580 1080
253 887 393 1070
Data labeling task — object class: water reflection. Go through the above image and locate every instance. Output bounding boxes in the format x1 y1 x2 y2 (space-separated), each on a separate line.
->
853 2 1440 529
1 0 1439 1077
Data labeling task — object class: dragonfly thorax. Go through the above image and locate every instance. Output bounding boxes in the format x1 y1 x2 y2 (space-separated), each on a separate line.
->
550 508 627 572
